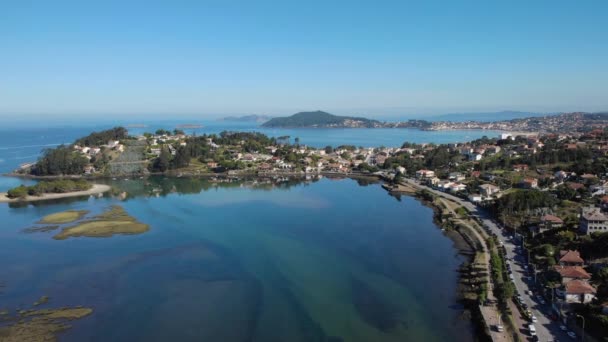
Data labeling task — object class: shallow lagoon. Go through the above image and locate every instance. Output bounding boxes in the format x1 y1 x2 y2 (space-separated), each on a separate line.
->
0 177 473 341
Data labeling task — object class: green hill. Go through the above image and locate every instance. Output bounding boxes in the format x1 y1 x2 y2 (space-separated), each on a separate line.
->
261 111 381 128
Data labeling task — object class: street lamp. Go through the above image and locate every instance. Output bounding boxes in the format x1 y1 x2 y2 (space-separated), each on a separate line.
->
575 314 585 342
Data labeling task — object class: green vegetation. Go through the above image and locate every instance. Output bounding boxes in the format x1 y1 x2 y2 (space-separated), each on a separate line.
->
262 110 380 128
6 180 92 199
75 127 128 147
455 206 468 218
31 145 89 176
487 238 515 303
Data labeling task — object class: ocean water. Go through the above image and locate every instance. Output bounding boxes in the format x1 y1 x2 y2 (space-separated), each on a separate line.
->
0 177 473 342
0 121 500 179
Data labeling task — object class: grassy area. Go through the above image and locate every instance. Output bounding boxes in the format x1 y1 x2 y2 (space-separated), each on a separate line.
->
54 220 149 239
38 210 89 224
53 205 149 240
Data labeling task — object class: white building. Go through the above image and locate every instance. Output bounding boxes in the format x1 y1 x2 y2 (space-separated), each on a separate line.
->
415 169 435 179
580 207 608 234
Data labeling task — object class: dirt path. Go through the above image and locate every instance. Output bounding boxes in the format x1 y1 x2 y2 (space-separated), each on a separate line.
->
438 197 495 301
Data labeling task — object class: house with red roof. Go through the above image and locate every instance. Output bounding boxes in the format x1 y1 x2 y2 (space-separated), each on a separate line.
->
553 265 591 285
538 214 564 233
564 280 596 304
558 250 584 267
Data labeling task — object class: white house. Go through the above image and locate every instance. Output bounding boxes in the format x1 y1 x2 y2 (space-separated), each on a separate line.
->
468 194 482 203
479 184 500 197
415 169 435 179
449 172 466 181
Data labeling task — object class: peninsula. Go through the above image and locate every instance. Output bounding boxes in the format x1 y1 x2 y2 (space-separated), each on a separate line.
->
262 110 386 128
262 110 608 133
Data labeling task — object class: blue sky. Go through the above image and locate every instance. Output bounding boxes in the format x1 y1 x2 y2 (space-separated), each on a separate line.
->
1 0 607 119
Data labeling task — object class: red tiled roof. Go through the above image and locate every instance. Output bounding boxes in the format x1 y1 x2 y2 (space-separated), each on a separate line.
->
559 250 584 264
567 182 585 190
541 214 563 224
565 280 596 294
553 266 591 279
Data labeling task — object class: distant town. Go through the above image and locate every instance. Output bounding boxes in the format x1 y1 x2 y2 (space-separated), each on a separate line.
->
260 110 608 134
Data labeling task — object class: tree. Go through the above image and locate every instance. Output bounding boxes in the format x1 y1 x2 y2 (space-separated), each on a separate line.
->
393 172 404 184
324 146 333 154
172 146 191 169
7 185 28 199
75 127 128 147
153 147 171 172
32 145 89 176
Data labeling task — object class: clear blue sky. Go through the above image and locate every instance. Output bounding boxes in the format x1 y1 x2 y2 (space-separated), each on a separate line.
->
1 0 607 119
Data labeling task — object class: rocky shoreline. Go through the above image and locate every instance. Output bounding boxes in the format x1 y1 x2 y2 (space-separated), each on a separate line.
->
381 183 492 341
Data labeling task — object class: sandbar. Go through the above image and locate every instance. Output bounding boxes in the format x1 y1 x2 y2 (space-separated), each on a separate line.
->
0 184 111 203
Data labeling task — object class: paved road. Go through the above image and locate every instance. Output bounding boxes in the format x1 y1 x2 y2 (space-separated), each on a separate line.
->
402 178 575 342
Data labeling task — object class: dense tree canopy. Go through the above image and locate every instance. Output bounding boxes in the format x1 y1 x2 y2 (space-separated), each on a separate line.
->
75 127 128 147
32 145 89 176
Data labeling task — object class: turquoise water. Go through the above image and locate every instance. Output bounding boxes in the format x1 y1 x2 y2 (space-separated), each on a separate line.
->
0 176 473 341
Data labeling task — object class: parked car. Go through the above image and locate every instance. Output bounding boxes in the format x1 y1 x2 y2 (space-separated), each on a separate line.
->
567 331 577 339
559 325 567 331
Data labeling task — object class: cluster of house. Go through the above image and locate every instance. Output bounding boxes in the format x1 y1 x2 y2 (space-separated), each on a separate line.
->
73 140 125 174
415 169 469 193
553 250 597 304
147 133 189 157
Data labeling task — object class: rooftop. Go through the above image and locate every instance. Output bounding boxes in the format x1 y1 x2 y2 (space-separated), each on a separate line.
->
541 214 563 224
559 250 585 264
553 266 591 279
565 280 596 294
581 207 608 221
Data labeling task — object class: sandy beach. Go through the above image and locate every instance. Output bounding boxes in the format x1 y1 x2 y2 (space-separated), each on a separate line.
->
0 184 111 203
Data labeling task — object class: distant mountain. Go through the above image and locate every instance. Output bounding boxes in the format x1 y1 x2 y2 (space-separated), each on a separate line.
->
262 110 383 128
220 115 272 123
426 111 548 122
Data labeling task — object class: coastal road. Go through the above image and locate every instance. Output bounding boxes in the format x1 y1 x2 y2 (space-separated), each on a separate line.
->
402 178 573 342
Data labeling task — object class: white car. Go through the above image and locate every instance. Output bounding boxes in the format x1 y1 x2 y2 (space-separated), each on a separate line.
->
531 315 537 323
567 331 577 339
559 325 567 331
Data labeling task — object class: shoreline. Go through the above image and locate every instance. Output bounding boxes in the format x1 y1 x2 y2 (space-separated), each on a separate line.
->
0 184 111 203
380 181 494 341
3 170 380 180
